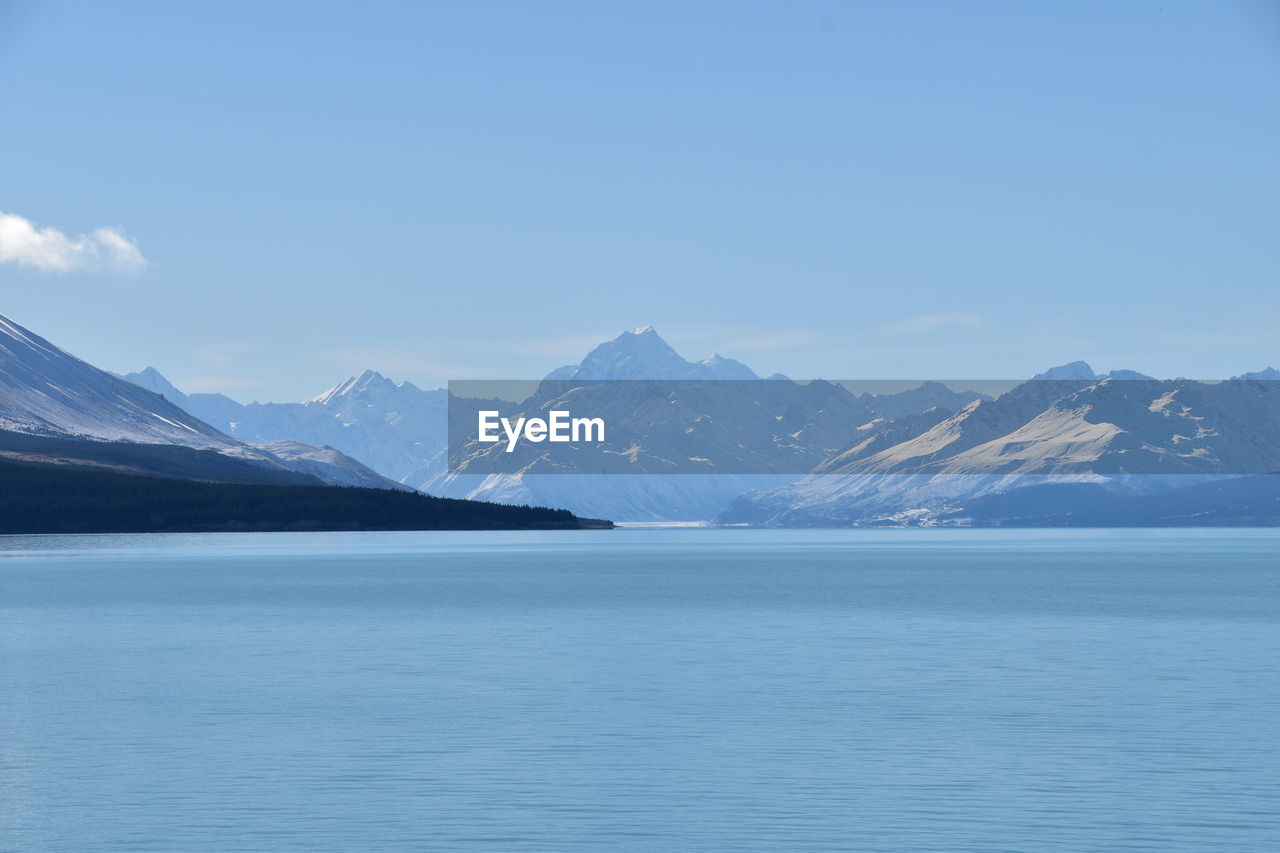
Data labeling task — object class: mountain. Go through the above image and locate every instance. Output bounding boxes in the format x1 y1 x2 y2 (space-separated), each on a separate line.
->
431 377 877 520
2 313 236 448
1030 361 1155 382
426 328 859 519
430 329 998 520
122 328 1277 526
719 373 1280 526
1233 367 1280 381
126 326 790 520
929 473 1280 527
123 326 1030 521
545 326 760 381
0 311 613 532
855 381 990 421
0 312 403 489
121 367 448 483
1031 360 1100 381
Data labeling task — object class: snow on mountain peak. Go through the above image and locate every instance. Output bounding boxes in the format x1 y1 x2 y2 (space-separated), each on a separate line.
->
699 353 759 380
547 327 760 381
305 369 397 405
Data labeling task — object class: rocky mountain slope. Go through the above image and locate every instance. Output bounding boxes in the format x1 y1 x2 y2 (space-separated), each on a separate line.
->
0 312 401 489
720 368 1280 526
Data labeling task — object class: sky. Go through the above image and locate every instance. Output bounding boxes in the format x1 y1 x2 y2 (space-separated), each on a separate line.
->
1 0 1278 401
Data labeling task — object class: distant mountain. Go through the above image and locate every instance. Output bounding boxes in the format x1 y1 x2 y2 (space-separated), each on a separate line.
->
1030 361 1155 382
0 312 402 489
930 473 1280 527
120 367 448 483
1233 367 1280 381
545 326 760 381
2 313 236 448
720 374 1280 526
127 326 790 520
428 328 859 519
855 381 990 421
1031 360 1100 382
121 330 1280 525
431 329 998 520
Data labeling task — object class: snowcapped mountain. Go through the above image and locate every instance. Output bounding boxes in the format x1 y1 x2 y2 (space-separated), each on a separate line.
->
426 329 991 520
1 312 400 488
545 326 760 381
120 367 448 483
116 320 1280 525
429 378 877 520
125 326 784 519
720 372 1280 526
422 327 793 519
2 313 238 448
122 325 1018 520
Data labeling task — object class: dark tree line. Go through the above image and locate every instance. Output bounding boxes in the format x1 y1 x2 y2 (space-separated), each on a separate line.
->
0 461 609 533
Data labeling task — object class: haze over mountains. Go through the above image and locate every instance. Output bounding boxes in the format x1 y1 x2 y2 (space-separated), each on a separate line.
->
102 322 1280 526
123 364 448 483
0 311 608 532
545 326 761 381
5 307 1277 525
120 325 1000 520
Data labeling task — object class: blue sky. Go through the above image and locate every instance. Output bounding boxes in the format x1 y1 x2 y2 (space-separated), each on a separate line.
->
1 1 1277 400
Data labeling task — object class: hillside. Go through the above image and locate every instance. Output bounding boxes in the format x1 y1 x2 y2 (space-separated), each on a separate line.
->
0 458 610 533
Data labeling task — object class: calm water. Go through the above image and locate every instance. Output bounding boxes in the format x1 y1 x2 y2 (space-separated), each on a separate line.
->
2 529 1278 852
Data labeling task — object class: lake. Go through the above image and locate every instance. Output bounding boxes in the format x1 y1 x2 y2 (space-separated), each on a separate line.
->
2 529 1278 851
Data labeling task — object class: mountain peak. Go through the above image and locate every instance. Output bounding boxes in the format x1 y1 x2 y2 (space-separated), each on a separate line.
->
1104 369 1156 381
353 368 390 385
699 352 758 380
1031 361 1099 381
305 369 396 405
1233 367 1280 381
120 366 187 402
1030 362 1157 382
547 327 759 380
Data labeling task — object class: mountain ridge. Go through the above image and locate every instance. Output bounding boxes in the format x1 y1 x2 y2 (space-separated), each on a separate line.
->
108 321 1280 524
0 312 404 489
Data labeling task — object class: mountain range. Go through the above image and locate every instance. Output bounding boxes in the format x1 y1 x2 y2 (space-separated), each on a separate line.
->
118 325 995 520
122 364 448 483
47 316 1275 527
0 311 606 531
721 375 1280 526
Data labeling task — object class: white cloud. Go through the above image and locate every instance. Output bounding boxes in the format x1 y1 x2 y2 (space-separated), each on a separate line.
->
0 211 148 274
887 312 986 334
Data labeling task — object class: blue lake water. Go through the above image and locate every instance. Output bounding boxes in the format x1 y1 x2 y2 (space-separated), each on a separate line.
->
2 528 1278 851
